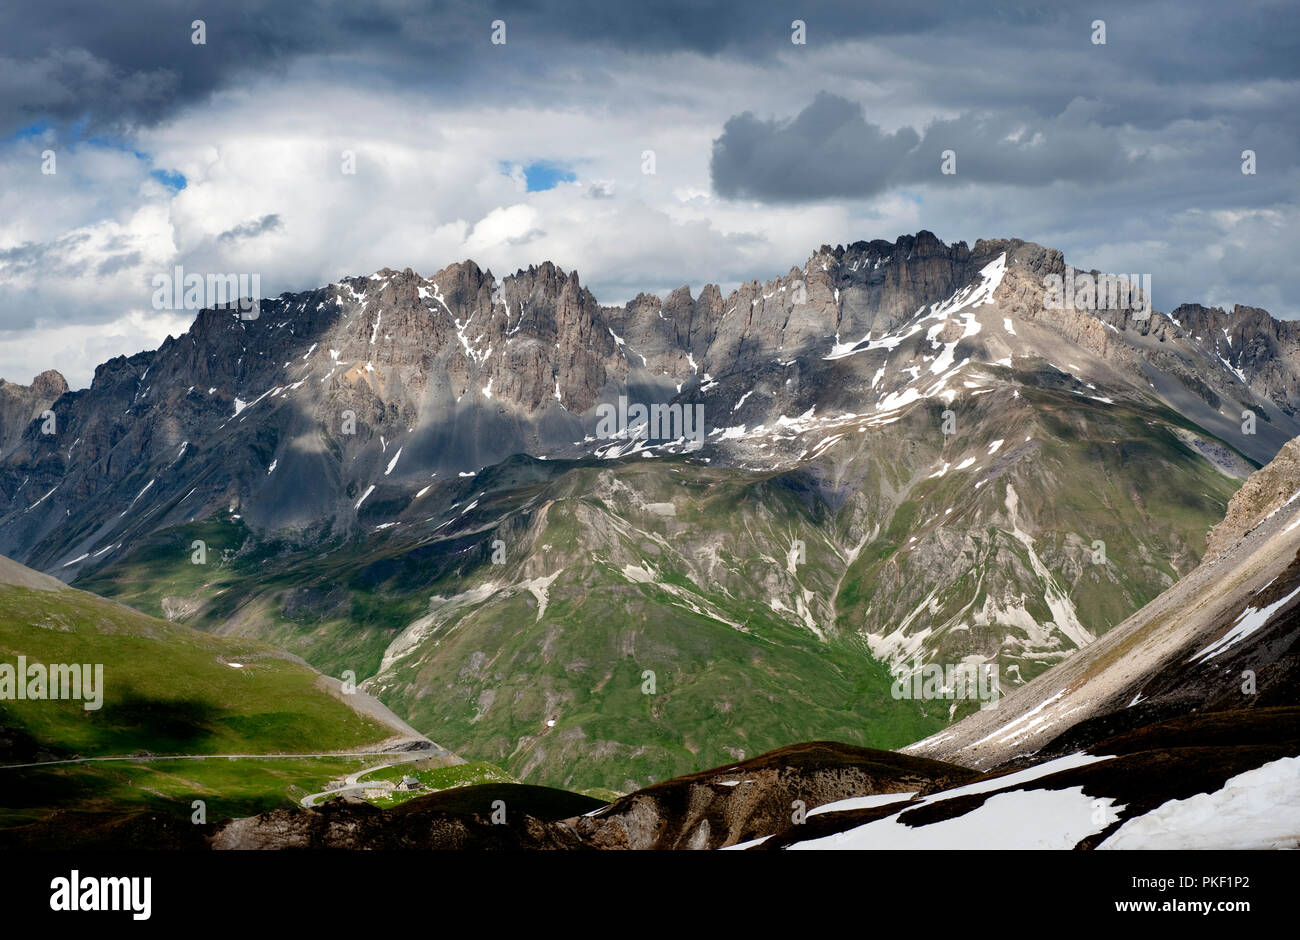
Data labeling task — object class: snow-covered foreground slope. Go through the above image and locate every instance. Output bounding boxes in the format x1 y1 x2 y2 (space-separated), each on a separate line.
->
729 749 1300 850
727 701 1300 850
1098 756 1300 850
785 753 1119 850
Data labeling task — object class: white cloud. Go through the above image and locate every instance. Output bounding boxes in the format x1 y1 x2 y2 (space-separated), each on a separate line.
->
0 308 192 388
465 204 545 253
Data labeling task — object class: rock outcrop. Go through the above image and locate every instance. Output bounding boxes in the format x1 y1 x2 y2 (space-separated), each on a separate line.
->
0 369 66 456
1206 436 1300 559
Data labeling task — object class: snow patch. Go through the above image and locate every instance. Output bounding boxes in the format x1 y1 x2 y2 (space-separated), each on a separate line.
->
1100 756 1300 849
1192 585 1300 662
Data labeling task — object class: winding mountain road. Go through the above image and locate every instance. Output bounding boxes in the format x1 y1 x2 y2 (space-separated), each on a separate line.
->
297 750 457 807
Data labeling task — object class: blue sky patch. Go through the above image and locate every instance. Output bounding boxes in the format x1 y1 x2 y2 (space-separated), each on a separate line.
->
149 168 187 191
10 120 52 141
6 119 185 188
503 160 577 192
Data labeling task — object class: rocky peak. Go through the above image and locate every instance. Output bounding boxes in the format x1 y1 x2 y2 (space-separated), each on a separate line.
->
29 370 69 400
0 369 69 456
1169 303 1300 418
1205 435 1300 560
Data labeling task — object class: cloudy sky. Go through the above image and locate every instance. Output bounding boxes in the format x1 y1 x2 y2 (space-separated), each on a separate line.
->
0 0 1296 387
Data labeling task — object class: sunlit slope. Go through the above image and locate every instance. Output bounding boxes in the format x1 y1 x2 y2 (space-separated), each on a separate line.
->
0 556 401 762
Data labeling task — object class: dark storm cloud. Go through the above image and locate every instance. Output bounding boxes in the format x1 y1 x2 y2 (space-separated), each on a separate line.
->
0 0 468 133
529 0 1056 54
0 232 91 275
711 93 920 200
95 250 141 276
218 213 283 244
10 0 1293 135
711 94 1146 201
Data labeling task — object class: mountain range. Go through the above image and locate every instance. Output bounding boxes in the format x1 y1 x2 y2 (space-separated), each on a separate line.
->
1 229 1297 794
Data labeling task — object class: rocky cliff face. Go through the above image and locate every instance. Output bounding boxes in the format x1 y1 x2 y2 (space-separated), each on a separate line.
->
0 369 66 457
567 741 973 849
1205 436 1300 559
1172 303 1300 417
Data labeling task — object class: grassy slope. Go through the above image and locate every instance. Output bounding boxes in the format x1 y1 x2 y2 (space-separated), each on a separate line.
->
0 582 394 760
0 756 373 828
380 569 938 793
366 464 942 793
75 517 423 681
78 464 942 793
